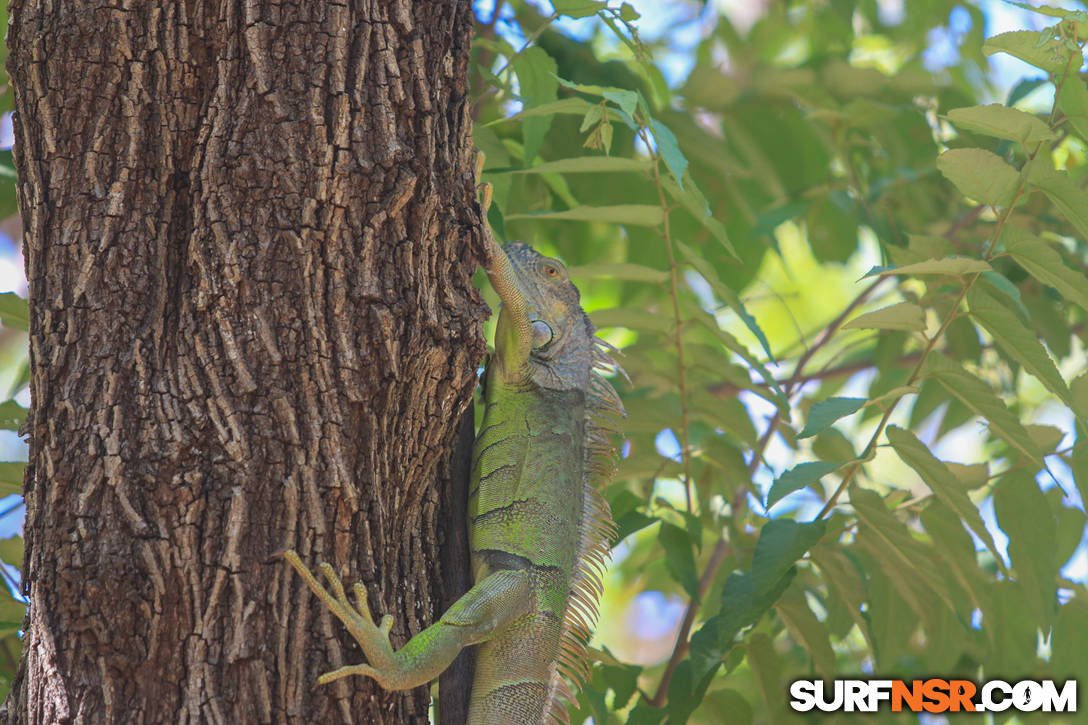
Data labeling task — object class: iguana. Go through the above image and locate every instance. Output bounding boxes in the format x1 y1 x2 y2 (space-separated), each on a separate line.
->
282 198 624 724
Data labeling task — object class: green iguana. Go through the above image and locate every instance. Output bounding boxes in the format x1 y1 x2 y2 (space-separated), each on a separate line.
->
282 205 624 724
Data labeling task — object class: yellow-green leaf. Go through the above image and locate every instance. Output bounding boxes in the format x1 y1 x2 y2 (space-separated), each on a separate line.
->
876 257 992 277
552 0 606 19
944 102 1053 146
936 148 1020 207
0 536 21 566
982 30 1072 74
0 463 23 497
843 302 925 332
0 294 27 332
946 104 1055 147
491 97 596 124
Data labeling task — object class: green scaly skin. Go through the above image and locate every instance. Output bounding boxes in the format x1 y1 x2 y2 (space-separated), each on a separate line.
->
282 224 623 725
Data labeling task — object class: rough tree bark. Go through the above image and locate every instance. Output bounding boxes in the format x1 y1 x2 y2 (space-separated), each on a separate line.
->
2 1 485 722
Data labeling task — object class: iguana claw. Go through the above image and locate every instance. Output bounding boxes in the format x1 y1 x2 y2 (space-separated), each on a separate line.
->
281 550 399 687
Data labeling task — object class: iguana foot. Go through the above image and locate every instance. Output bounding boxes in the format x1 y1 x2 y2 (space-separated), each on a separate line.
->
280 550 400 687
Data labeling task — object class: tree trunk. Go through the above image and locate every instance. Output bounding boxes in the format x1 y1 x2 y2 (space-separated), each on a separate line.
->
2 1 485 722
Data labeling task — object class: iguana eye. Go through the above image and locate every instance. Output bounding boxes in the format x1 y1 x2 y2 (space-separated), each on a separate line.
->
539 258 564 279
531 320 553 349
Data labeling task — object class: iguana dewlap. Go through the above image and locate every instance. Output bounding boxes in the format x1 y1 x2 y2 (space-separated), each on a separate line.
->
282 231 624 724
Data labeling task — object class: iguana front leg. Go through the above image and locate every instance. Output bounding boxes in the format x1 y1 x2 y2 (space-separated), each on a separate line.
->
282 551 532 690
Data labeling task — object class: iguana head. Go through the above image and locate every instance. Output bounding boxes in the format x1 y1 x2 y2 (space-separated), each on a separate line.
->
499 242 595 391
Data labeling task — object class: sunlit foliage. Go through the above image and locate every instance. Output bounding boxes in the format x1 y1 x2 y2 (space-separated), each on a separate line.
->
472 1 1088 722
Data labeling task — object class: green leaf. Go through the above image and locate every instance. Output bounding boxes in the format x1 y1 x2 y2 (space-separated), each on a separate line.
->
993 471 1058 627
698 690 752 725
1027 423 1064 454
886 426 1003 566
1003 2 1088 20
0 294 28 332
1074 420 1088 509
0 401 26 432
809 545 869 643
689 569 791 682
555 76 639 118
567 262 667 283
659 522 698 598
1054 502 1086 569
503 156 651 175
766 461 843 510
982 29 1072 74
980 269 1032 319
798 397 867 439
578 104 602 133
590 306 672 333
988 580 1039 678
1051 599 1088 680
920 500 996 626
1055 74 1088 142
946 104 1055 147
675 241 774 361
506 204 663 226
0 463 23 497
0 588 24 639
925 353 1046 469
851 487 956 622
662 175 736 257
1005 233 1088 313
1026 157 1088 239
968 285 1079 416
686 307 786 409
936 148 1020 207
551 0 606 18
649 117 688 186
688 520 825 681
750 519 827 595
492 97 596 124
774 583 835 677
745 633 784 718
843 302 926 332
863 564 917 667
513 47 558 165
0 536 21 566
869 257 992 277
